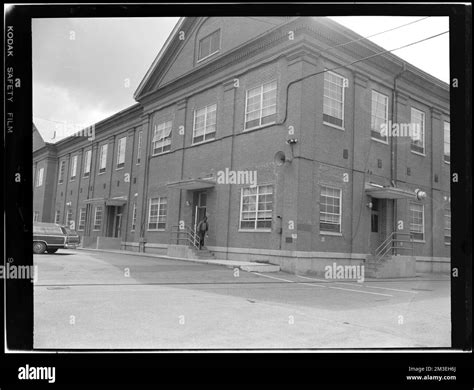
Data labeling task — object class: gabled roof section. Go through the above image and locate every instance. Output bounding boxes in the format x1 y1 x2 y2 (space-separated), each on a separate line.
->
33 123 46 152
134 17 187 101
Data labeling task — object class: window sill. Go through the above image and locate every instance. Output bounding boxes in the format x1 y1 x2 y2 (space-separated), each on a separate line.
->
98 171 106 175
320 231 343 236
197 50 219 64
243 122 276 133
116 167 124 171
410 150 426 157
192 137 216 146
412 240 426 243
371 137 389 145
238 229 272 233
323 122 345 131
147 229 166 232
444 160 450 165
152 150 172 157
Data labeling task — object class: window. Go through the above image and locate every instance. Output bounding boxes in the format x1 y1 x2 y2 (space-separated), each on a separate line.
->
70 155 78 180
198 29 220 61
323 71 345 128
83 150 92 177
93 206 103 230
410 108 425 154
78 207 86 231
54 210 61 224
116 136 127 169
245 80 277 130
131 203 137 231
58 160 66 184
444 122 450 163
409 202 424 241
193 104 217 143
239 185 273 230
152 121 172 155
99 144 108 173
33 211 39 222
66 209 73 229
136 131 143 164
36 167 44 187
148 197 167 230
371 90 389 142
444 207 451 245
320 186 342 233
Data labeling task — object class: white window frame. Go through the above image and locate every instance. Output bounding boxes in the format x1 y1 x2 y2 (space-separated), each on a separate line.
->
147 197 167 231
197 29 220 62
319 185 342 235
193 103 217 144
370 90 389 144
36 167 44 187
136 131 143 165
70 155 78 181
444 207 451 245
58 160 65 184
323 70 346 130
83 150 92 177
78 207 86 231
131 202 137 231
244 80 277 131
409 202 425 242
116 136 127 169
98 144 108 174
93 206 103 231
444 121 450 164
54 210 61 224
152 121 172 155
410 107 426 156
239 184 273 232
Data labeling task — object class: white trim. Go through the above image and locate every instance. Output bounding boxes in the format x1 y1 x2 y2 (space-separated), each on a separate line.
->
409 201 425 241
196 29 221 63
99 144 108 172
36 167 44 187
116 136 127 169
93 205 103 231
192 103 217 144
83 149 92 177
322 122 345 131
410 107 426 155
244 80 277 131
319 184 342 234
323 70 345 129
239 184 273 231
70 155 78 180
147 196 167 231
136 130 143 165
243 121 277 133
370 90 389 144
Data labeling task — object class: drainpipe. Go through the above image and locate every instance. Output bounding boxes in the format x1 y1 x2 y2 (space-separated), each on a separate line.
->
391 62 407 237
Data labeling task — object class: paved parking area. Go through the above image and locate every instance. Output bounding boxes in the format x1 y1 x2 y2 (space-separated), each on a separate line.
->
33 249 451 350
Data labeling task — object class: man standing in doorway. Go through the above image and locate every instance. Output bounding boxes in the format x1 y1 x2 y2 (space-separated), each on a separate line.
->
197 216 209 249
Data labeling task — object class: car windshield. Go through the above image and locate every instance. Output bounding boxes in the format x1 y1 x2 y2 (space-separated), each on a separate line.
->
61 226 77 235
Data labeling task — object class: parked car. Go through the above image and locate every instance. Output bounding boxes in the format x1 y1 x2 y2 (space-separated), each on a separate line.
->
33 222 80 254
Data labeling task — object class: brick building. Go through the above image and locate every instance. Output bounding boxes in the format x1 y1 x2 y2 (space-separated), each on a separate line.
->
33 17 450 275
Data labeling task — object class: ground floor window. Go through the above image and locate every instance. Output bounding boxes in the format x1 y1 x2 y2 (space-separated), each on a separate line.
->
78 207 87 231
54 210 61 224
444 207 451 245
93 206 103 231
319 185 342 233
66 209 74 229
131 202 137 231
148 197 167 230
239 184 273 230
409 202 424 241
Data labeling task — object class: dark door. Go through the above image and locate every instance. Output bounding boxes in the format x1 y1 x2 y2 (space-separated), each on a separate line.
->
193 192 207 232
370 198 382 253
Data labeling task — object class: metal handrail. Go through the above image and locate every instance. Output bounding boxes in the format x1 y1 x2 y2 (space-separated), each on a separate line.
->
375 232 414 262
170 225 200 249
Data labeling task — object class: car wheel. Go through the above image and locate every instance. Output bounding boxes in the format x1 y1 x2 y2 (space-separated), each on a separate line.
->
33 242 46 254
46 248 58 254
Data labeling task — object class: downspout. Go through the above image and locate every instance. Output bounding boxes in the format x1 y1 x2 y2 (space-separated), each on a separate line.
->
139 113 152 252
391 62 407 236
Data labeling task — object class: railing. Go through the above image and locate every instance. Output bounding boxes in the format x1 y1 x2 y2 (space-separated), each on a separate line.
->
374 232 414 263
169 224 200 249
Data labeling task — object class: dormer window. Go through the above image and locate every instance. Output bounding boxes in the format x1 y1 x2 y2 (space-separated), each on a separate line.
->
198 30 220 62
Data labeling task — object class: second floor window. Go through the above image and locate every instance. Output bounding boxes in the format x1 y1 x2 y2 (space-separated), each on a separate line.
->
83 150 92 177
193 104 217 143
444 121 450 163
70 155 78 180
116 136 127 169
136 131 143 165
131 202 137 231
99 144 108 173
198 29 220 61
36 167 44 187
245 80 277 130
371 90 389 142
58 160 66 184
323 71 345 128
410 108 425 154
152 121 172 155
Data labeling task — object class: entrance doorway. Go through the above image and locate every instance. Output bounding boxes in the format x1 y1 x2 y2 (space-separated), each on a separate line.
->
192 191 207 233
106 205 123 238
370 198 383 253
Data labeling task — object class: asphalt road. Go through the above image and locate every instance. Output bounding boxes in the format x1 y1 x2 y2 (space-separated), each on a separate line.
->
33 249 451 350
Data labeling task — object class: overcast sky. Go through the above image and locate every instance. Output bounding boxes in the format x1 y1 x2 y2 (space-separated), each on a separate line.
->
32 16 449 143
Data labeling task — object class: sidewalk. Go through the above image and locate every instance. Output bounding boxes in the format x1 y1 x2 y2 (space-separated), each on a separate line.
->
76 246 281 273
